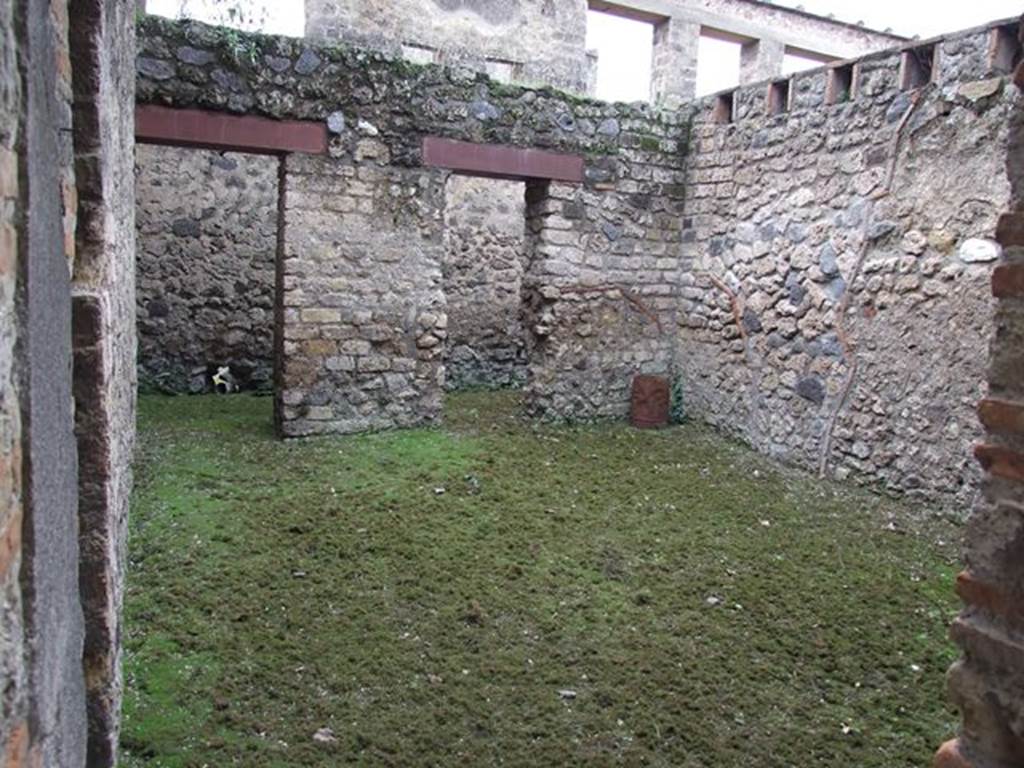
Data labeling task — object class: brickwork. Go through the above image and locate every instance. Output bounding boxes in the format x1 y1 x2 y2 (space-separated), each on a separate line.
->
68 0 137 760
0 0 136 763
522 171 683 419
137 15 690 432
136 17 1019 505
277 152 448 436
937 50 1024 759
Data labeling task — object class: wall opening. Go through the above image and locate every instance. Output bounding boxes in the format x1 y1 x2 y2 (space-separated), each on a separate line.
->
145 0 303 36
697 33 742 97
767 79 791 116
990 23 1023 75
135 145 280 403
585 6 655 102
826 63 857 104
783 49 831 76
901 44 937 90
442 174 529 391
713 91 735 124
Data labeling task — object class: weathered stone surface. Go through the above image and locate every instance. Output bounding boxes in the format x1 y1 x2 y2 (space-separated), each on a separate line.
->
326 110 346 134
69 0 137 763
276 153 449 436
135 15 1014 505
442 175 528 390
304 0 592 94
138 16 688 426
0 0 25 758
176 45 215 66
796 376 825 405
677 32 1017 511
136 145 277 393
958 78 1002 102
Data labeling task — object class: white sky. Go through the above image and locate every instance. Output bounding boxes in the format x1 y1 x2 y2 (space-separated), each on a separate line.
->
149 0 1024 101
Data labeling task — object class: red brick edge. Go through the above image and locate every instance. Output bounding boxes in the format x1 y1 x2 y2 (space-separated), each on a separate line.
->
934 739 978 768
135 105 328 155
997 211 1024 247
993 264 1024 299
422 136 585 183
975 444 1024 482
978 398 1024 434
956 571 1024 625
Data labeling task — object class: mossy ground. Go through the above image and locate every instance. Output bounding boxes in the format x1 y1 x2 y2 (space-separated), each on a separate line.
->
121 391 962 767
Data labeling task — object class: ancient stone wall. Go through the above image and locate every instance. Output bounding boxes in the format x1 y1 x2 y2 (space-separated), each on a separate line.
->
69 0 138 762
0 0 136 762
0 0 27 759
937 37 1024 768
523 170 682 420
136 145 278 393
442 174 527 390
677 27 1018 509
304 0 592 94
13 0 90 762
135 156 529 397
137 16 689 434
278 152 448 436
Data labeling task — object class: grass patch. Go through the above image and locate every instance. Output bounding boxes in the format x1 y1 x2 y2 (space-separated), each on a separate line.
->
122 390 962 767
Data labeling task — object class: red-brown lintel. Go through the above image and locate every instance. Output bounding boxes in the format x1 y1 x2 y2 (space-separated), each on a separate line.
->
135 105 328 155
422 136 585 183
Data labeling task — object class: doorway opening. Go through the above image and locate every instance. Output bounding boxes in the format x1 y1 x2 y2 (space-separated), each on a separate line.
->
135 145 280 410
696 33 742 96
442 174 529 393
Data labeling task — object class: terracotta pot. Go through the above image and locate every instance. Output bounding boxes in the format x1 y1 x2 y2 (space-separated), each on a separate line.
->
631 375 670 429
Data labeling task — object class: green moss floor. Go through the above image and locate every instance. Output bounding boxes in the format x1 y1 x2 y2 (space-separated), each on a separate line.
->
121 390 962 767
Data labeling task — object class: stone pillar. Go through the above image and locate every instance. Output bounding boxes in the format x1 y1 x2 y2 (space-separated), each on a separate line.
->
521 158 682 420
935 59 1024 768
275 151 448 437
740 38 786 85
68 0 137 763
651 18 700 107
17 0 90 763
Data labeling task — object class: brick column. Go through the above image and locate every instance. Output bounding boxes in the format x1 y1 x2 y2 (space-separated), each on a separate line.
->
935 64 1024 764
520 158 683 420
651 18 699 107
275 152 448 437
739 38 786 85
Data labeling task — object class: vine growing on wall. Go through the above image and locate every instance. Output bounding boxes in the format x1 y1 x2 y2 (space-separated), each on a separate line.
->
816 88 927 478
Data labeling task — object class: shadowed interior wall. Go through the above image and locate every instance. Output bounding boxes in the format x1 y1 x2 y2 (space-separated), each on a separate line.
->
135 145 278 393
442 174 528 390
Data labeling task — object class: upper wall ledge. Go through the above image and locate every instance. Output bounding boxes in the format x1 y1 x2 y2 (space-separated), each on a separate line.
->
689 16 1023 126
136 13 1020 135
